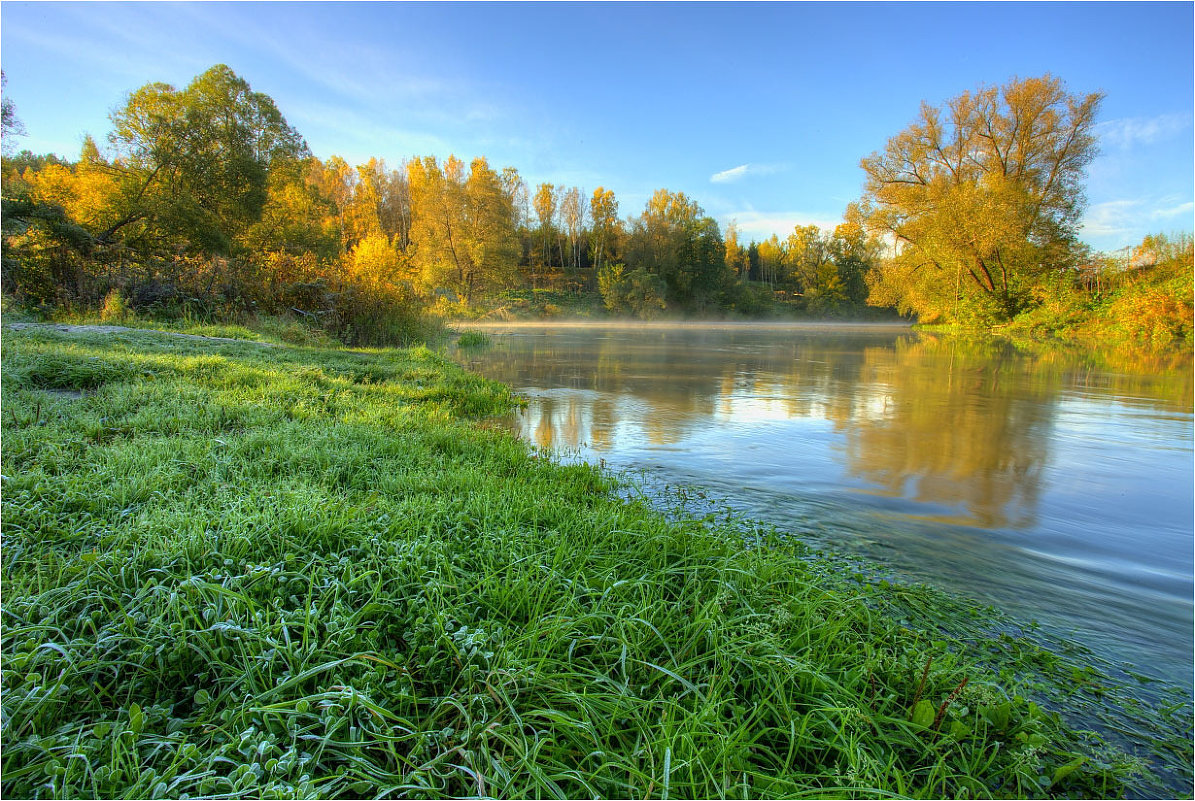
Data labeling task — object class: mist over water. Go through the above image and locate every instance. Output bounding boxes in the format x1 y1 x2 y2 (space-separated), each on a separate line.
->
457 322 1194 687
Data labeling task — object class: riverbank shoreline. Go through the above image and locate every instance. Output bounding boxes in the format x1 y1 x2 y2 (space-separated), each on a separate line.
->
453 318 916 332
2 323 1189 798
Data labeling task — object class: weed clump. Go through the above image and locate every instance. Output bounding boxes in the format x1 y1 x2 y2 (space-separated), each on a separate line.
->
456 330 491 348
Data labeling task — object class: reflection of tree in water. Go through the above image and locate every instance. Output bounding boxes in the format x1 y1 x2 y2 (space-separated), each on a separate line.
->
482 329 726 449
525 394 620 451
469 326 1190 530
842 337 1059 529
843 336 1192 526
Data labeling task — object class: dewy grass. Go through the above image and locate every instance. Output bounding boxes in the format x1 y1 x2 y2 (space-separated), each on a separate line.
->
1 325 1189 799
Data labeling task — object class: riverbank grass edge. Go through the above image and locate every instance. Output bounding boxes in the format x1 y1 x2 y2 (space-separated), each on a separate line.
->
1 324 1188 798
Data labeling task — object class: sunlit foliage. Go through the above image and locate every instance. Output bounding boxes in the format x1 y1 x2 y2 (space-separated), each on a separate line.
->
1 65 1187 340
408 155 520 305
103 65 308 253
861 75 1102 325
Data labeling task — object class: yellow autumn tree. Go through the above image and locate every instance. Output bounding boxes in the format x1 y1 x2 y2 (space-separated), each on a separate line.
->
724 222 748 280
240 156 337 257
860 75 1102 324
342 233 410 296
408 155 518 304
532 182 558 269
589 187 620 271
23 137 123 234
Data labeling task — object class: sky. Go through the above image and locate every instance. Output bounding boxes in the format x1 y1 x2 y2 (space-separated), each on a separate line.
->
1 1 1192 252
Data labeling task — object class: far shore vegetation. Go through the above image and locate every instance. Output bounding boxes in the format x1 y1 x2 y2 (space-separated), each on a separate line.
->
1 67 1191 353
1 65 1192 798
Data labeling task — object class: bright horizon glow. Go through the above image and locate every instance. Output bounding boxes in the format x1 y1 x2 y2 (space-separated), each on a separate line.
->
1 1 1191 252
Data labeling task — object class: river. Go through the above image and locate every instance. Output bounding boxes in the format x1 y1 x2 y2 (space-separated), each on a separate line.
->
455 322 1194 689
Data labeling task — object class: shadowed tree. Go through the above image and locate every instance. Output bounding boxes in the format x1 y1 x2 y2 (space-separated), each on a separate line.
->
625 189 727 310
99 64 308 253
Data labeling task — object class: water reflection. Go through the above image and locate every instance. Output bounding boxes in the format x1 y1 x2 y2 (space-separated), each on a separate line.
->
459 323 1193 682
471 327 1192 531
843 338 1056 528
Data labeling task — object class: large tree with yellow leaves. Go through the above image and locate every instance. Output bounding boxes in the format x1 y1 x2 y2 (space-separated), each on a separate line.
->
860 75 1102 324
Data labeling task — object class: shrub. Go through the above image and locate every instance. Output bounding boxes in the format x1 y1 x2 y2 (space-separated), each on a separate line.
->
598 263 667 318
99 288 130 323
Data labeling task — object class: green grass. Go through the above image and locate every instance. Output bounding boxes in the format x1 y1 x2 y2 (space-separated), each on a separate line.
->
455 331 492 349
40 306 345 349
1 324 1187 799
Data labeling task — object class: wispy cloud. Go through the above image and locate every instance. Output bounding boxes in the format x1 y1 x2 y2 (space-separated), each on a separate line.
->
710 162 787 184
4 16 209 91
1081 200 1139 238
711 164 750 183
285 100 452 161
1081 196 1195 243
1096 113 1193 150
1151 200 1195 220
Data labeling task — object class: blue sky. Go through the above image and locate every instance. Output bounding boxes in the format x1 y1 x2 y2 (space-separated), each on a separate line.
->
2 1 1191 251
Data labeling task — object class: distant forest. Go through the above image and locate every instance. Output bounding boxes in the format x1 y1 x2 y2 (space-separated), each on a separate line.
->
2 66 1190 349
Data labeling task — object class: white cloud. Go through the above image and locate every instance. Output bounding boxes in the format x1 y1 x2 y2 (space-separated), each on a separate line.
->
722 209 843 240
287 101 452 161
1096 114 1193 150
162 4 509 137
1081 196 1195 246
710 162 788 184
1150 200 1195 220
1081 200 1139 238
711 164 751 183
4 19 208 89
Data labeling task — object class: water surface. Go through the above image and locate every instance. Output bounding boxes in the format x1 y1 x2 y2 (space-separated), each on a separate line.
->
458 322 1194 686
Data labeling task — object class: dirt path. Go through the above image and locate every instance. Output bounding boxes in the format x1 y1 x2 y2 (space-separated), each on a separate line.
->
3 322 278 346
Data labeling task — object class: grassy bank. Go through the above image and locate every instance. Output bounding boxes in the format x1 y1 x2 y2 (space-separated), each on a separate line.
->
1 324 1187 798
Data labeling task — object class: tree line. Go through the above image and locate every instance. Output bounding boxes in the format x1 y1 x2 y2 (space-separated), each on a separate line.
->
2 66 1189 347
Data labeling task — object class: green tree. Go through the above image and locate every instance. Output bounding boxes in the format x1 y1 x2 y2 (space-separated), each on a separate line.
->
860 75 1102 324
101 64 308 253
828 209 879 306
597 262 666 318
785 225 830 296
625 189 726 310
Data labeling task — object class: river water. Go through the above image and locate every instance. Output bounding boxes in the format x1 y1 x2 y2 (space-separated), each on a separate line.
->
456 322 1194 688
